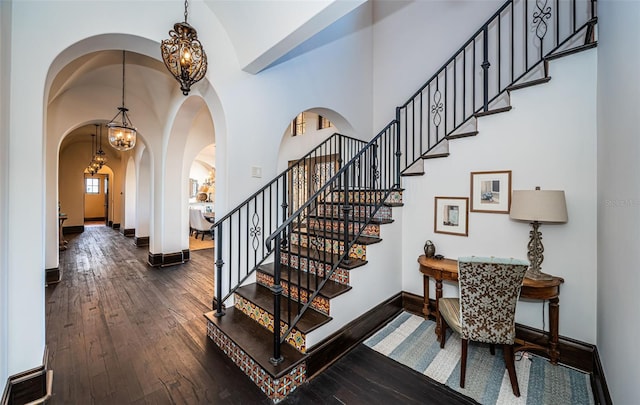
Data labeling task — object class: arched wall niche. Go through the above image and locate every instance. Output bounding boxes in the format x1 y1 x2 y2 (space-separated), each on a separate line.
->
276 108 356 173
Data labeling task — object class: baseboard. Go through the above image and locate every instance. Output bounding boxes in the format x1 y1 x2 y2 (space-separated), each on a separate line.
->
134 236 149 247
84 217 105 221
402 292 612 405
592 346 613 405
62 225 84 234
147 250 189 267
121 228 135 237
45 267 61 286
111 223 120 230
1 348 52 405
305 293 403 379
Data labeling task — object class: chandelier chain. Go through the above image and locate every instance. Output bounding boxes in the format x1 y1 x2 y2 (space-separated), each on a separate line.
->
184 0 189 23
121 50 126 109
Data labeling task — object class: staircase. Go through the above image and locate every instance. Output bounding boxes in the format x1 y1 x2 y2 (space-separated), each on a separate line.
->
204 0 597 402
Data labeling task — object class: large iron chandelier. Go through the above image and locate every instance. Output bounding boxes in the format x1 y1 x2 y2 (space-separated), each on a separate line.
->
107 50 137 151
160 0 208 96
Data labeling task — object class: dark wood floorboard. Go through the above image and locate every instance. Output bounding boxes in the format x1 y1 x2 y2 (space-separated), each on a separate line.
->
47 225 473 404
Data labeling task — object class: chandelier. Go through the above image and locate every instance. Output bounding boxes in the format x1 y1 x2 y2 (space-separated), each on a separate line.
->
107 50 137 151
160 0 208 96
93 123 107 168
86 129 100 176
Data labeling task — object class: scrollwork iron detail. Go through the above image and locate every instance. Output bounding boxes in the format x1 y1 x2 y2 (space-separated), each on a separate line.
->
249 212 261 251
431 89 444 128
532 0 552 41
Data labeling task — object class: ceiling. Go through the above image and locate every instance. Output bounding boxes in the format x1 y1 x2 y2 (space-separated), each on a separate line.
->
54 1 366 167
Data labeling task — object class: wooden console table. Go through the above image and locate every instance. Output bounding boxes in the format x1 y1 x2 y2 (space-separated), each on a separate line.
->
418 255 564 364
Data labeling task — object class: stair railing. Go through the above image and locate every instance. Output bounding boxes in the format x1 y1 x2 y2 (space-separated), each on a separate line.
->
212 133 368 316
264 0 596 363
397 0 597 173
266 122 398 363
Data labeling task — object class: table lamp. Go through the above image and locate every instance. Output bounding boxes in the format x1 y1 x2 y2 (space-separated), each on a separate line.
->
509 187 568 280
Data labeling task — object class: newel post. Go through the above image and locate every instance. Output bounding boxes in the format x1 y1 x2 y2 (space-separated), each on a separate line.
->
214 222 225 317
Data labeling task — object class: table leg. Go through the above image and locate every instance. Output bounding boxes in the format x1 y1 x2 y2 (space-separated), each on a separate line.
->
549 297 560 364
434 279 443 339
422 275 431 317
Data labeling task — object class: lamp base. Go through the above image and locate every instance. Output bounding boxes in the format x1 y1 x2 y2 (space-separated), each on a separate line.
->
525 267 554 281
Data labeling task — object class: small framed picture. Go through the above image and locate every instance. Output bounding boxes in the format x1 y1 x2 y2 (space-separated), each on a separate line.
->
434 197 469 236
470 170 512 213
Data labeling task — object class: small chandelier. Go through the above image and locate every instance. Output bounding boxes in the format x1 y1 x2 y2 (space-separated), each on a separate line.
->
160 0 208 96
107 50 137 151
93 123 107 168
86 132 99 176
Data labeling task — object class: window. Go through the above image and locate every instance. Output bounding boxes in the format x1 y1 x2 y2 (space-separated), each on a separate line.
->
86 178 100 194
318 115 332 130
291 112 306 136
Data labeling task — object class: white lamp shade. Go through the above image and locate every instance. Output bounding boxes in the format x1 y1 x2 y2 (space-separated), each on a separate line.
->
510 190 568 223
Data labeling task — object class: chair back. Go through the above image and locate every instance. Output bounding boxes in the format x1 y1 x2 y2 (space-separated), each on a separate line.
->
193 209 213 232
189 208 198 229
457 256 528 344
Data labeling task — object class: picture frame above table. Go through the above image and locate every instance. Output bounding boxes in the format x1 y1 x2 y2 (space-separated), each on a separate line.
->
470 170 512 213
434 196 469 236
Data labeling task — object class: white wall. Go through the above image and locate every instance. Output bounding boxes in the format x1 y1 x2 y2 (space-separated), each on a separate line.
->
596 1 640 403
0 0 10 390
372 0 502 130
401 49 598 343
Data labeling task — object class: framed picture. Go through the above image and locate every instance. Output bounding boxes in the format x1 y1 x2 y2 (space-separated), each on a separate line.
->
189 178 198 198
434 197 469 236
470 170 512 213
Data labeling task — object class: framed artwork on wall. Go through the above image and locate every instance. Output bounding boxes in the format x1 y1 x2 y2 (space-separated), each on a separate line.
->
470 170 512 213
189 178 198 198
434 196 469 236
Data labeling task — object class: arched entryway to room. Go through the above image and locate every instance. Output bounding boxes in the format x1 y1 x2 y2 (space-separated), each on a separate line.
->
44 35 226 271
277 108 358 214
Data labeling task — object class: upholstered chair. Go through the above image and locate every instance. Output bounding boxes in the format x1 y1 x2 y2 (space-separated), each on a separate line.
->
190 208 214 240
438 256 528 397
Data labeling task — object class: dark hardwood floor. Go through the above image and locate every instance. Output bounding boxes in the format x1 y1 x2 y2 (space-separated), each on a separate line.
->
46 225 473 404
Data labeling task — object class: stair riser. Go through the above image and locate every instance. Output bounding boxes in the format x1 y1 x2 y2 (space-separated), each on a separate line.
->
234 294 308 353
206 321 307 402
280 253 350 285
316 204 393 221
256 272 331 315
322 190 403 205
307 218 380 237
290 233 367 261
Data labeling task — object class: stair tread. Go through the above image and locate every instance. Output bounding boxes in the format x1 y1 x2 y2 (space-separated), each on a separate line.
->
506 77 552 92
295 228 382 245
474 106 513 117
307 214 394 225
421 152 450 159
545 42 597 61
236 284 332 334
319 200 389 207
259 262 352 299
446 131 478 140
205 309 305 379
283 245 368 270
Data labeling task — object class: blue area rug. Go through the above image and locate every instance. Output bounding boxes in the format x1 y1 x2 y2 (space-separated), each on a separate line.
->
364 312 594 405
